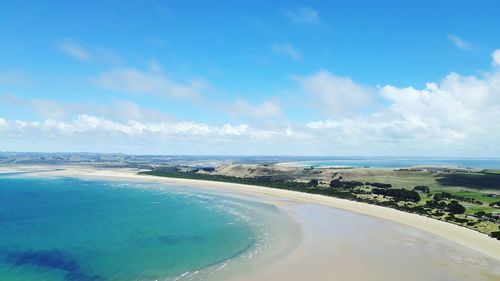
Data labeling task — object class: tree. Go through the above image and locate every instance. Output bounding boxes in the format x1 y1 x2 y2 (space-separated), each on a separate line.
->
476 211 486 217
329 179 363 189
329 179 342 188
434 192 453 201
366 182 392 188
489 201 500 208
308 179 319 187
448 200 465 214
372 188 421 202
413 185 430 193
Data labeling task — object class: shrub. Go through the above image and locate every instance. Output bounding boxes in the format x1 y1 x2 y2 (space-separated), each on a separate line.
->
413 185 430 193
372 188 421 202
329 179 363 189
448 200 466 214
365 182 392 189
308 179 319 187
489 201 500 208
434 192 453 201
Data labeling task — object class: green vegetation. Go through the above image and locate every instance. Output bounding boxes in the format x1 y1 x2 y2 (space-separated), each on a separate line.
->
308 179 319 187
365 182 392 188
372 188 421 202
329 179 364 189
413 185 430 193
140 166 500 240
481 169 500 175
448 200 466 214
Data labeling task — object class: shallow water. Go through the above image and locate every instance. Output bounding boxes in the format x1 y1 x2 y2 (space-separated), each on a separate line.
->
0 175 285 281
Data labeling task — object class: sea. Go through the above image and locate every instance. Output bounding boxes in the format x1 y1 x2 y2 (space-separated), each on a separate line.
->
277 157 500 169
0 174 287 281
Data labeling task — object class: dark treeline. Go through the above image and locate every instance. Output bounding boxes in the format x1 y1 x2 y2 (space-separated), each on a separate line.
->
329 179 364 189
433 192 482 204
413 185 430 193
372 188 421 202
437 173 500 190
365 182 392 189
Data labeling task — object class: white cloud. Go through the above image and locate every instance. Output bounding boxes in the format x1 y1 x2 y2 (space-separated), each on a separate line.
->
493 49 500 66
272 42 302 61
0 118 6 129
59 41 92 61
284 7 320 24
30 99 68 119
220 124 249 136
447 34 471 50
306 69 500 154
99 99 173 122
94 68 205 99
0 114 286 140
0 95 173 122
228 99 283 119
0 94 68 119
0 115 309 154
295 70 373 117
58 41 123 65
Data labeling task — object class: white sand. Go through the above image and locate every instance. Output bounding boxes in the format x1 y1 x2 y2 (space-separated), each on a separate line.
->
1 165 500 280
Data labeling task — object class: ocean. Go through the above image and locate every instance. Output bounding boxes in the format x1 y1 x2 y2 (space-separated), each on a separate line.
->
278 157 500 169
0 174 282 281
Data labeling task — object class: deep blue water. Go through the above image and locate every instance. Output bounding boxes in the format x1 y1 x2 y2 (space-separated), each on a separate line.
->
0 175 268 281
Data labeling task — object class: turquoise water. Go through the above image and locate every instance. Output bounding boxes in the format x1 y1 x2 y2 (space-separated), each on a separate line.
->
285 158 500 169
0 175 271 281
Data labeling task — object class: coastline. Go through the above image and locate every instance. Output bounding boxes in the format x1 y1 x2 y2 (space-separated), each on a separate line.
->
1 165 500 280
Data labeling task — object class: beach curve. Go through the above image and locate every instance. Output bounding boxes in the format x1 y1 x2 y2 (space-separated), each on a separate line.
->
1 165 500 281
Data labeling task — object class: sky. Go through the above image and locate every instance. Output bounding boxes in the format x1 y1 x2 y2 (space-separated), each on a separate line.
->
1 0 500 156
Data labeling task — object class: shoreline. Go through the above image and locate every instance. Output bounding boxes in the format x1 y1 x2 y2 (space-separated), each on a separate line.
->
47 167 500 258
1 165 500 280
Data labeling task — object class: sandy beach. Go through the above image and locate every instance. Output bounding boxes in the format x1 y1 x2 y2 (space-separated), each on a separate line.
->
1 165 500 280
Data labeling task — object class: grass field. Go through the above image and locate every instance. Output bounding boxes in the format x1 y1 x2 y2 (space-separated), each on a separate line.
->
322 168 500 217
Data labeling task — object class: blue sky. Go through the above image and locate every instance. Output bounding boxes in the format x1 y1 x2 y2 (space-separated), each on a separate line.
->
1 1 500 155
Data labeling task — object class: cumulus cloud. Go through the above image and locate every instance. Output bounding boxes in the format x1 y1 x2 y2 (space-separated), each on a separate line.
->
447 34 472 50
272 42 302 61
306 67 500 154
94 68 205 99
493 49 500 66
295 70 374 117
284 7 320 24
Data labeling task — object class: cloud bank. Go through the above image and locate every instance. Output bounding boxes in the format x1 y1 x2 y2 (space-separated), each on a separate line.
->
2 45 500 155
